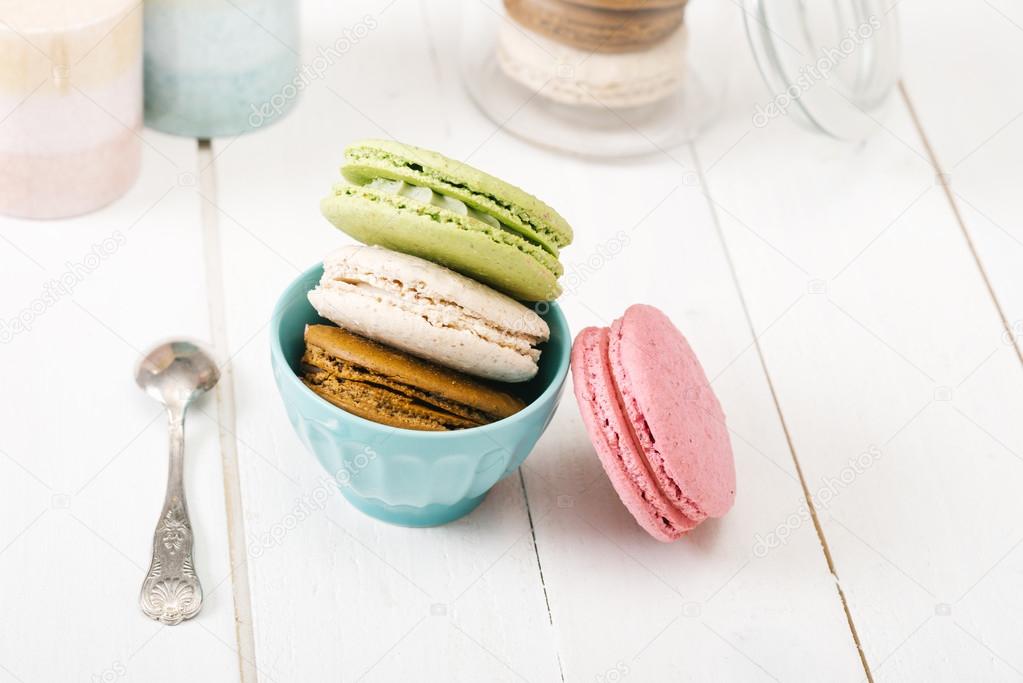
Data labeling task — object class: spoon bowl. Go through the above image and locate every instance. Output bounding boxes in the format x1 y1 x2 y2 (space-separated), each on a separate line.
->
135 341 220 408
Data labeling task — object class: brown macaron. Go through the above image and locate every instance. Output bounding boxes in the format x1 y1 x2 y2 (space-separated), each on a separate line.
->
301 325 527 432
562 0 686 9
504 0 685 53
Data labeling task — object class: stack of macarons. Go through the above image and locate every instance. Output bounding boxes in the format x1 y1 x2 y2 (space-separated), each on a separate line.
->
300 139 735 540
303 139 573 431
498 0 690 108
505 0 686 53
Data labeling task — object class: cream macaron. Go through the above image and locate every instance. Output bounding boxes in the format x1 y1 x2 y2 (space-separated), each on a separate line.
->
496 20 687 108
307 245 550 383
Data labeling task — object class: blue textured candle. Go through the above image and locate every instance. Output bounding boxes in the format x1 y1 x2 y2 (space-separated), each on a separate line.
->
144 0 300 137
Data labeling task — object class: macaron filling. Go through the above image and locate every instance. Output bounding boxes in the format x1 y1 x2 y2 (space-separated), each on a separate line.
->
343 143 569 255
367 178 504 230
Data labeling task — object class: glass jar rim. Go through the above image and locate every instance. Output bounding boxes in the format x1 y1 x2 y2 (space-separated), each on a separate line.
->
742 0 901 140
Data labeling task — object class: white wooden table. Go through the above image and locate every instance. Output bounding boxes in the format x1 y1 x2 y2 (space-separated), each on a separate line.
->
2 1 1021 681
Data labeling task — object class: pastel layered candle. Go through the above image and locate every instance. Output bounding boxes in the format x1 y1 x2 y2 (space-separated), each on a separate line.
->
144 0 300 137
0 0 142 219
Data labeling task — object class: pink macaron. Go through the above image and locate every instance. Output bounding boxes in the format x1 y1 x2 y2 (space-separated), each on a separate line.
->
571 304 736 542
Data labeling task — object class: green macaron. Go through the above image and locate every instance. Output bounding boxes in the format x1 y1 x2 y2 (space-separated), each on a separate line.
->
320 139 573 301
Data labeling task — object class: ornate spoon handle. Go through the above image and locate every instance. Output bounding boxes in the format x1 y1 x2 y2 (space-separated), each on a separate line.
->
140 406 202 625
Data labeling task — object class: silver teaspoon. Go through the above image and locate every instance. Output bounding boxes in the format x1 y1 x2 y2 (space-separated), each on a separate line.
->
135 340 220 625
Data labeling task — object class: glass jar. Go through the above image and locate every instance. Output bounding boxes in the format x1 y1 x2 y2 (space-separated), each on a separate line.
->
459 0 900 157
0 0 142 219
743 0 900 140
144 0 300 138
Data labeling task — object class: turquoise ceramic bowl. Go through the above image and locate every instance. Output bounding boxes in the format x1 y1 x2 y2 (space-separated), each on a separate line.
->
270 264 571 527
